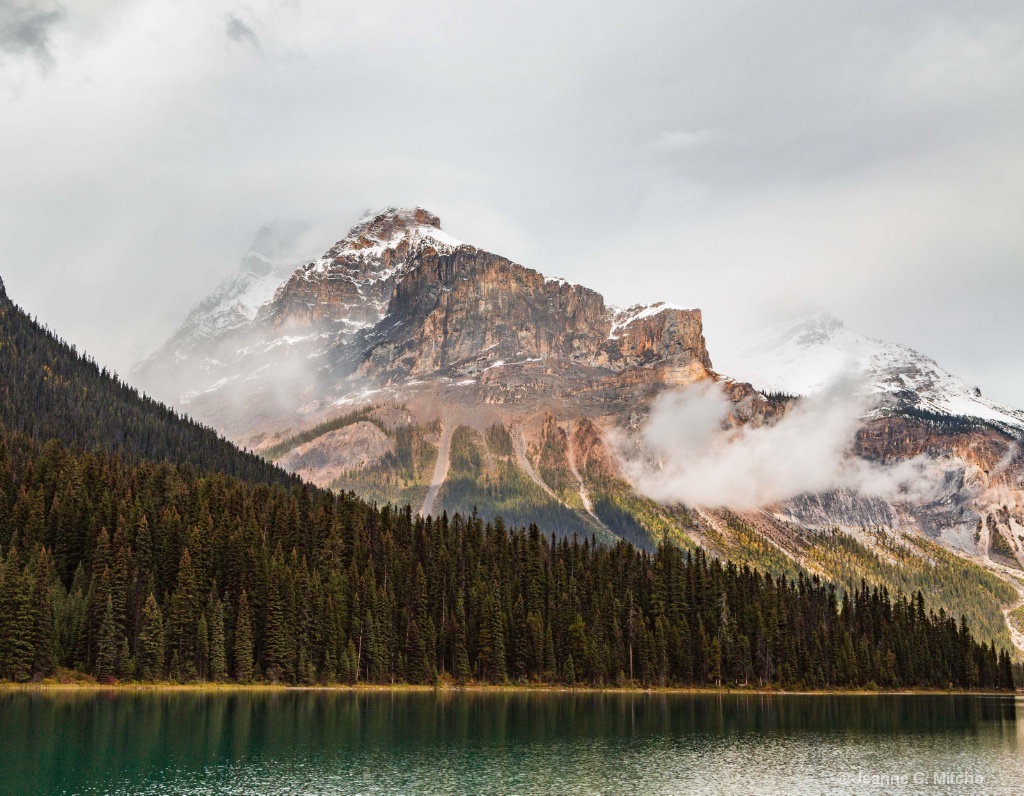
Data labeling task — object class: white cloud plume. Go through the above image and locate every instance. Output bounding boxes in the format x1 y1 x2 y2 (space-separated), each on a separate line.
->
620 379 942 510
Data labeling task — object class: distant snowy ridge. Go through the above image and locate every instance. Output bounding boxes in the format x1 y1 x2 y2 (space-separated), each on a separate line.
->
720 312 1024 431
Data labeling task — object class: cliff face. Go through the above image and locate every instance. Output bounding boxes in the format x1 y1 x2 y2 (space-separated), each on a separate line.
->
355 245 712 387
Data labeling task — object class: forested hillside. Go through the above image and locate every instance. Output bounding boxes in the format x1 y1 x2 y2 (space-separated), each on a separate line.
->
0 277 292 486
0 424 1015 689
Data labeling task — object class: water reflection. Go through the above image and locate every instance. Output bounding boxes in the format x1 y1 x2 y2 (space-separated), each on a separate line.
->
1 691 1020 795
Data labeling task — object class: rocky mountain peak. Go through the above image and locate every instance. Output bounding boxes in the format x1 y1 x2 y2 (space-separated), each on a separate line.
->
320 206 462 264
354 206 443 238
253 207 464 333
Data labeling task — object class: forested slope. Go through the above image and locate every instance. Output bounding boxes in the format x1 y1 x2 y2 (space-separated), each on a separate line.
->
0 424 1015 689
0 277 293 486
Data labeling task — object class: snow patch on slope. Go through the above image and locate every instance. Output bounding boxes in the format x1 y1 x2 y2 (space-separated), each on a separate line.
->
608 302 688 340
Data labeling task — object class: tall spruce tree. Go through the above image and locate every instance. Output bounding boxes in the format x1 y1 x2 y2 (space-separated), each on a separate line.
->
0 548 33 682
233 590 254 683
209 597 227 682
137 593 165 681
95 597 116 681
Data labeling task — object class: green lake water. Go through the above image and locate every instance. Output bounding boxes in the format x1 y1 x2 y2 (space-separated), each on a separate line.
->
0 691 1020 795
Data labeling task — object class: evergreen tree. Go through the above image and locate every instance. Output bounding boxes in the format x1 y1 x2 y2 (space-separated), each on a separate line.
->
30 550 58 678
233 590 254 683
167 549 199 681
564 654 576 685
137 594 165 681
209 598 227 682
95 597 116 681
0 549 33 682
454 593 471 684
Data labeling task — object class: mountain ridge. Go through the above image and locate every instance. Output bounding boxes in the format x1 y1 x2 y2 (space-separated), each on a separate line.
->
720 311 1024 434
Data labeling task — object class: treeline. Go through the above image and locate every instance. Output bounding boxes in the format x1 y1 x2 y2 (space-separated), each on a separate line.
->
0 277 294 486
0 425 1015 690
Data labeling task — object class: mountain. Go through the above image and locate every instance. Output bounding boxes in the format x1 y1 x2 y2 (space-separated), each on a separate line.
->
135 207 718 445
136 207 1024 654
718 311 1024 433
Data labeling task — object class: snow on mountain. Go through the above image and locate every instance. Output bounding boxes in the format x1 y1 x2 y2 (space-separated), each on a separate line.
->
719 311 1024 431
133 208 472 410
316 206 463 269
608 302 689 340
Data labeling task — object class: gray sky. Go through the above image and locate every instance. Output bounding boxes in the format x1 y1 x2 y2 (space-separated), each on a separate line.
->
2 0 1023 405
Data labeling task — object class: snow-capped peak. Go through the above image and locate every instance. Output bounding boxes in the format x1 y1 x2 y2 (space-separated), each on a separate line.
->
718 311 1024 431
323 207 462 262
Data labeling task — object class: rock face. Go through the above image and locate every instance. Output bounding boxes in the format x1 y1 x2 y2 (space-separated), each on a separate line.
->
356 246 711 385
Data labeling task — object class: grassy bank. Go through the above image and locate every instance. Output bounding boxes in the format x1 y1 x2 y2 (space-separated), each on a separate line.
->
0 679 1018 696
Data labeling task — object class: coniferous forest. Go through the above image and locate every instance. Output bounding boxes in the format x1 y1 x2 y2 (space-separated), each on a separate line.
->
0 277 1017 689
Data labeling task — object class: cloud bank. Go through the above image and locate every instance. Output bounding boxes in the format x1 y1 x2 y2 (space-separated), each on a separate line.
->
620 380 941 510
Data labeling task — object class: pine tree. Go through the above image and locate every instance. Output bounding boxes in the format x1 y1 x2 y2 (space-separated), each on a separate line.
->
263 580 288 683
95 597 117 681
543 620 556 682
477 590 507 682
343 639 358 685
567 614 589 682
564 654 576 685
137 593 165 681
407 564 435 683
196 613 209 681
30 549 58 679
209 598 226 682
454 593 471 683
234 590 254 683
0 548 33 682
168 548 199 681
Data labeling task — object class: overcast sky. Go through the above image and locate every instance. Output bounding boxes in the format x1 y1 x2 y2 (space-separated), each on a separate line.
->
2 0 1023 405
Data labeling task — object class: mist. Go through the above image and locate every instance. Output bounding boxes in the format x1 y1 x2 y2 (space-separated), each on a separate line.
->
619 379 942 510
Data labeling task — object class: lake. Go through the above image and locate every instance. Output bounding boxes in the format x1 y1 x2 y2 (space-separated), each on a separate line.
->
1 690 1021 795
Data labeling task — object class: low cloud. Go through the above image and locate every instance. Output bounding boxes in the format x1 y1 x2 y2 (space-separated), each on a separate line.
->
619 379 940 510
0 1 65 63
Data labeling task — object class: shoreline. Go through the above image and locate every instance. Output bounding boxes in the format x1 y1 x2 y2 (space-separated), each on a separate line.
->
0 681 1018 697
